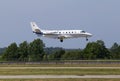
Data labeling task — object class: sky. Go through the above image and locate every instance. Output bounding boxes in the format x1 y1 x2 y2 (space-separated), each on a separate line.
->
0 0 120 49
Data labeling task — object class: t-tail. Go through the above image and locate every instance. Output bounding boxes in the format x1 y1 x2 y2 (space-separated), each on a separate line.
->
30 22 43 34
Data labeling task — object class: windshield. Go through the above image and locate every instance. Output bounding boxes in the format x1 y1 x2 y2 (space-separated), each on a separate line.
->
81 30 85 33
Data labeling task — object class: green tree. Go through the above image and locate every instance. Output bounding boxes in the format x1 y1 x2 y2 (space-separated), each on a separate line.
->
0 47 6 54
18 41 29 61
110 42 120 59
96 40 110 59
83 40 110 60
2 43 18 61
83 42 98 59
62 50 82 60
28 39 45 61
48 49 65 60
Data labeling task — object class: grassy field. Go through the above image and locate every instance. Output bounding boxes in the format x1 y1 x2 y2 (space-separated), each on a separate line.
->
0 79 120 81
0 67 120 75
0 63 119 81
0 63 119 75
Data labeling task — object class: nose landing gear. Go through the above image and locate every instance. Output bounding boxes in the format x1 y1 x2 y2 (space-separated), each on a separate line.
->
86 37 88 41
60 39 63 42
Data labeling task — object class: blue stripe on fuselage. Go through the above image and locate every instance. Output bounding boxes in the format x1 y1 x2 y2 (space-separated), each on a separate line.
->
33 31 43 35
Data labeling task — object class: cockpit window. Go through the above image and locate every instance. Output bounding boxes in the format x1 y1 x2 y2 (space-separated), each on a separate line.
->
81 30 85 33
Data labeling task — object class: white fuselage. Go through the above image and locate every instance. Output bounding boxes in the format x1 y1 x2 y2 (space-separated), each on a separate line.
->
30 22 92 42
41 30 92 38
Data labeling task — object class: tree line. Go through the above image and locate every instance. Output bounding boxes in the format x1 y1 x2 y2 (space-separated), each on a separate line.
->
1 39 120 61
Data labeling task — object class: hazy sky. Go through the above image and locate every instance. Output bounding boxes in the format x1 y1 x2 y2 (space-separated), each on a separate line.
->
0 0 120 48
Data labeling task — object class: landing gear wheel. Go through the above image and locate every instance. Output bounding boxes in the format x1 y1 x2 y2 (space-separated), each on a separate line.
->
86 38 88 41
86 37 88 41
60 39 63 42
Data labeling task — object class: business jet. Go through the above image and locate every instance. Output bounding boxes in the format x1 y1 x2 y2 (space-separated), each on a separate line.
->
30 22 92 42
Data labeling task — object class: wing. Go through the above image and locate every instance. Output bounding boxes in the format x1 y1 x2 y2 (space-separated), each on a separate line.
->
44 32 58 35
58 35 72 39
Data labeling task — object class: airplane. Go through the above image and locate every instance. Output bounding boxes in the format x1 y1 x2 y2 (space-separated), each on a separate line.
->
30 22 92 42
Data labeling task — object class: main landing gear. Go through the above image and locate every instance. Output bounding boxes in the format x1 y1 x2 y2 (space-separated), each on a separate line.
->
58 37 64 42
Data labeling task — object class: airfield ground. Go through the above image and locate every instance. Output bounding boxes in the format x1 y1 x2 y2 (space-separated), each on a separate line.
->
0 78 120 81
0 67 120 75
0 61 120 81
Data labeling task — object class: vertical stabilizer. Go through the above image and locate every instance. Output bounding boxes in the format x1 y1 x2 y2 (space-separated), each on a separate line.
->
30 22 42 34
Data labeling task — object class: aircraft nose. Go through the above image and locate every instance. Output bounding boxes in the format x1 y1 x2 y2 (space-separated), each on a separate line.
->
87 33 92 37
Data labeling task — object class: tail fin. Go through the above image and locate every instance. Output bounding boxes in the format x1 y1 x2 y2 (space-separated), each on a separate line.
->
30 22 42 34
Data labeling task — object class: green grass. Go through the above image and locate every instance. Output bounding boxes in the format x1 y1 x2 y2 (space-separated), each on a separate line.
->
0 64 120 67
0 79 120 81
0 63 119 80
0 68 120 75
